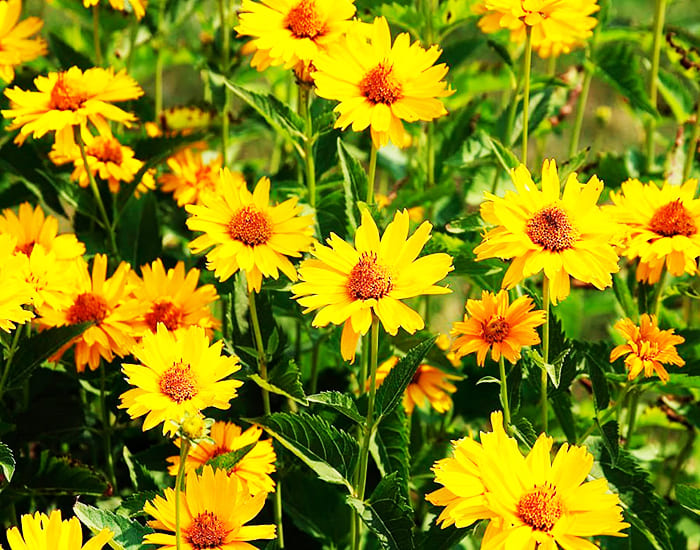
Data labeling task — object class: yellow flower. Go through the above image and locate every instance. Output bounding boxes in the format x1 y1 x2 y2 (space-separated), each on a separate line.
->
18 243 79 310
159 147 225 206
451 290 545 366
0 0 47 83
119 324 243 436
313 16 453 149
474 0 600 58
5 510 113 550
0 234 33 332
82 0 146 20
427 411 629 547
186 168 315 293
167 421 276 495
610 314 684 383
607 178 700 283
293 209 453 362
2 66 144 155
474 160 620 304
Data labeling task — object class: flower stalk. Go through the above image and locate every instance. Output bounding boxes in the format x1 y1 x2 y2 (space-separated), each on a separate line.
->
174 437 191 550
298 83 317 209
219 0 232 166
498 356 511 429
92 5 103 66
683 99 700 181
367 142 378 206
521 27 533 164
645 0 667 173
541 275 550 432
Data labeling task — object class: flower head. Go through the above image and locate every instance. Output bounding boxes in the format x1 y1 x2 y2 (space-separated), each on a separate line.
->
0 0 47 83
159 147 225 206
474 160 620 303
610 314 684 383
293 209 453 362
82 0 146 20
0 234 34 332
186 168 315 293
427 411 629 546
5 510 113 550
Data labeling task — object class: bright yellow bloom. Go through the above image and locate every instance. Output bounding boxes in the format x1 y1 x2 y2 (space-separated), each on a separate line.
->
5 510 113 550
0 0 47 83
144 465 276 549
610 314 684 383
3 66 144 155
0 234 33 332
293 209 453 362
159 147 225 206
474 0 600 58
17 243 79 310
451 290 545 366
119 324 243 436
82 0 146 20
607 178 700 283
474 160 620 304
427 411 629 547
186 169 315 293
167 421 276 495
313 16 453 149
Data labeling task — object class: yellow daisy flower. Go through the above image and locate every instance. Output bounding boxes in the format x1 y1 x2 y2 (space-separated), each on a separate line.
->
607 178 700 284
0 234 34 332
144 465 276 549
450 290 546 366
427 411 629 546
119 324 243 436
5 510 113 550
313 16 453 149
167 421 276 495
292 209 453 362
474 160 620 304
0 0 47 83
186 168 315 293
2 66 144 155
474 0 600 58
159 147 225 206
18 244 78 310
610 314 685 383
82 0 146 20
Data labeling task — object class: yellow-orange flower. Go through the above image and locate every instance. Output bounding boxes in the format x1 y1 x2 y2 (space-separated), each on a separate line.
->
159 147 225 206
0 0 47 83
0 234 33 332
610 314 684 383
5 510 113 550
82 0 146 20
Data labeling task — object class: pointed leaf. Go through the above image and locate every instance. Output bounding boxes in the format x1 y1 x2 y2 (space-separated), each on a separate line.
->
586 348 611 411
676 484 700 516
249 360 308 406
371 407 410 500
74 502 154 550
599 420 620 467
117 491 159 518
307 391 364 424
200 443 256 473
337 138 368 229
28 451 108 496
0 442 15 483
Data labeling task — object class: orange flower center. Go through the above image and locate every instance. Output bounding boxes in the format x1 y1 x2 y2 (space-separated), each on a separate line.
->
649 199 697 237
285 0 326 39
49 74 87 111
482 316 510 343
67 293 109 325
227 206 273 246
525 205 578 251
347 252 393 300
186 511 228 549
86 137 123 165
360 63 403 105
15 241 35 257
159 362 198 403
517 484 563 532
145 301 184 332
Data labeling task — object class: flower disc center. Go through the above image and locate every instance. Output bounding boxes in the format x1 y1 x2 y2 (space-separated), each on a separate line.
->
87 137 123 165
49 74 87 111
360 63 403 105
159 362 198 403
482 316 510 343
285 0 326 39
347 252 393 300
145 301 183 332
227 206 273 247
517 484 563 532
186 511 228 549
525 205 578 251
67 292 109 324
649 199 697 237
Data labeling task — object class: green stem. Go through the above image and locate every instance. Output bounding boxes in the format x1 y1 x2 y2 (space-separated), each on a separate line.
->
99 363 117 492
0 325 23 401
92 5 102 66
309 340 320 395
541 276 550 432
653 266 668 318
125 17 138 74
174 439 191 550
645 0 667 173
155 0 167 118
367 143 378 206
298 84 317 208
521 27 533 165
683 99 700 181
569 65 594 158
498 356 511 429
426 121 435 189
624 388 640 449
219 0 231 166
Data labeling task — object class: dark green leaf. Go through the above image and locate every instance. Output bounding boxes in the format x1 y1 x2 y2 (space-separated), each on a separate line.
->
550 391 577 444
507 363 522 416
612 272 638 321
200 443 256 473
74 502 154 550
27 451 108 496
307 391 364 424
676 484 700 516
249 360 308 406
122 447 160 492
417 519 471 550
117 491 159 518
586 349 611 411
371 407 410 500
599 420 620 467
48 33 93 70
513 417 537 448
337 138 368 229
0 442 15 483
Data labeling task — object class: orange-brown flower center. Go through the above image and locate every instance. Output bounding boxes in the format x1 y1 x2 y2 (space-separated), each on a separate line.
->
360 63 403 105
67 293 109 325
482 316 510 344
185 511 228 549
525 205 578 251
145 301 184 332
159 362 198 403
86 137 123 165
517 484 563 532
285 0 326 39
649 199 697 237
227 206 273 246
347 252 393 300
49 74 87 111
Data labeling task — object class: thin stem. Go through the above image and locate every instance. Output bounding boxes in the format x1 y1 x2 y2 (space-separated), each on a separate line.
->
274 479 285 548
645 0 667 173
367 142 378 206
174 438 191 550
219 0 231 165
92 5 102 66
541 276 550 432
569 66 594 158
298 84 317 208
624 388 640 449
683 99 700 181
155 0 167 118
426 121 435 189
99 363 117 492
125 18 138 73
498 356 511 429
0 325 23 401
521 27 533 165
653 266 668 318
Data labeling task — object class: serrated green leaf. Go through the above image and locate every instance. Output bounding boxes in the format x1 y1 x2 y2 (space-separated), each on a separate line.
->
485 133 519 171
513 417 537 448
117 491 159 518
122 447 159 492
599 420 620 467
249 360 308 406
371 407 410 500
551 390 577 443
28 451 108 496
612 272 638 321
74 502 154 550
586 350 611 411
337 138 368 229
200 443 255 474
0 442 15 483
307 391 364 424
675 484 700 516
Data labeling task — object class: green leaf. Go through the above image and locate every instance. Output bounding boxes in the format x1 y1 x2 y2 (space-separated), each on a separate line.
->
250 412 358 491
445 212 485 234
307 391 364 424
48 32 93 70
586 347 611 411
249 360 308 406
612 272 638 321
371 407 410 500
27 451 108 496
676 484 700 516
0 442 15 483
337 138 368 229
512 417 537 448
599 420 620 467
418 519 471 550
122 447 159 492
200 443 256 473
551 390 577 444
74 502 154 550
484 133 519 171
507 363 523 416
117 491 159 518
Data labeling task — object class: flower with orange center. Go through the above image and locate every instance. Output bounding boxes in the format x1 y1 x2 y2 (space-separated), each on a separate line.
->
607 178 700 284
82 0 146 20
474 0 600 58
159 147 225 206
2 66 143 155
167 421 276 495
0 234 34 332
313 16 453 149
610 314 684 383
119 324 243 436
427 411 629 547
450 290 546 367
0 0 47 83
143 465 276 549
474 160 620 304
186 168 315 293
5 510 113 550
293 209 453 362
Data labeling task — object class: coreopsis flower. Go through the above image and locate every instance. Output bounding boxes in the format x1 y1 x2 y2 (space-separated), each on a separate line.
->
17 244 78 309
474 0 600 58
5 510 113 550
2 66 144 155
82 0 146 20
143 465 276 549
0 0 48 83
451 290 546 366
186 168 315 293
474 160 620 304
610 314 685 383
293 209 453 362
119 324 243 436
0 234 33 332
427 411 629 546
167 421 276 495
159 147 225 206
607 178 700 284
313 16 453 149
